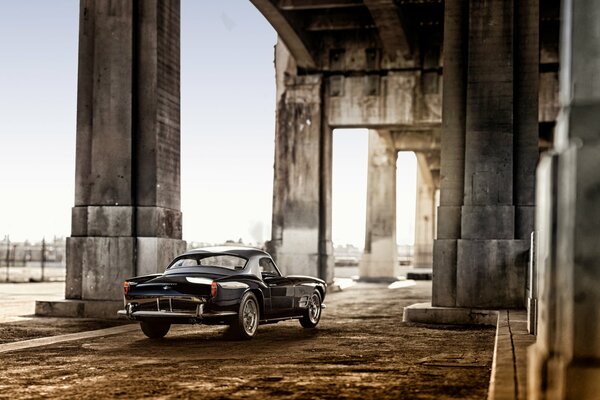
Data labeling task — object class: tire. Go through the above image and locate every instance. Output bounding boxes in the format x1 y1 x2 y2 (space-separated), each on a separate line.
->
229 292 260 340
300 290 322 328
140 321 171 339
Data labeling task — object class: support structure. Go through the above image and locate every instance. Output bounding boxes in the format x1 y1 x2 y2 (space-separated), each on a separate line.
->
37 0 185 318
432 0 538 308
269 42 333 283
529 1 600 398
413 153 435 268
358 130 398 279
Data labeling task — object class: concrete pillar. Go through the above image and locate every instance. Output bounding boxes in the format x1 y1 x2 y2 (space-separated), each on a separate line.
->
432 0 468 306
433 0 538 308
413 153 435 268
269 39 333 282
529 1 600 398
359 130 398 279
457 0 521 309
63 1 185 310
514 0 540 240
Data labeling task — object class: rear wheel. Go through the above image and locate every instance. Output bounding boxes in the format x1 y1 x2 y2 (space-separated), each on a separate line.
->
230 292 259 340
140 321 171 339
300 291 322 328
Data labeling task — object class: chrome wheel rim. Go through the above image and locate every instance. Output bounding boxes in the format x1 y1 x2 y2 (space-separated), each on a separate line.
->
242 299 258 335
308 293 321 324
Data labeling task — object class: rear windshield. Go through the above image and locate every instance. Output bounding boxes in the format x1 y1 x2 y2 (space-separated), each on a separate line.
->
168 254 247 270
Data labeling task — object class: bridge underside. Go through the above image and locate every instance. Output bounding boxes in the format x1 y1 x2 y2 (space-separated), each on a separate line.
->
36 0 600 397
261 0 557 311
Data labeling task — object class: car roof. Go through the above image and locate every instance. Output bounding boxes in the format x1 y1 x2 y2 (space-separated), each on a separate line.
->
181 246 269 259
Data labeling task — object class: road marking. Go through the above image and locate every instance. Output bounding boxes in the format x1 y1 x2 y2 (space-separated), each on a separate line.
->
0 324 139 354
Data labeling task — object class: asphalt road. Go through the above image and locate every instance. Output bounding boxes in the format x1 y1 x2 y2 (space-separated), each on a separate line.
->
0 280 494 399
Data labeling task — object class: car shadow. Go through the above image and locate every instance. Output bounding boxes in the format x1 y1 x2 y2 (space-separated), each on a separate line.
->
121 322 326 357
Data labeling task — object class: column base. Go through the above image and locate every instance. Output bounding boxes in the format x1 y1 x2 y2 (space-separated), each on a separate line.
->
271 228 319 277
136 237 186 276
271 227 333 281
403 302 498 325
432 239 457 307
456 239 529 308
66 236 186 302
358 237 398 279
35 299 123 320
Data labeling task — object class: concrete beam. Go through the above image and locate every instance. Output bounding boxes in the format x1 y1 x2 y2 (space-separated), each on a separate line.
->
278 0 362 10
364 0 412 59
327 72 417 127
250 0 316 70
306 11 375 31
391 130 440 152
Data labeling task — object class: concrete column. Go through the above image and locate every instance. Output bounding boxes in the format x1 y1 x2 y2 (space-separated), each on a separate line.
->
514 0 539 240
359 130 398 279
456 0 524 309
432 0 468 306
58 1 185 313
413 153 435 268
269 40 333 282
433 0 538 309
529 1 600 398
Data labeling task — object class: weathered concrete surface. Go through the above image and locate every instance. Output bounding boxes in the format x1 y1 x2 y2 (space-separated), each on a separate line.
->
456 240 529 309
270 43 334 282
35 299 124 320
359 130 398 279
432 0 467 307
433 0 538 309
1 281 495 399
327 73 417 127
488 310 535 400
403 303 498 326
413 153 436 268
529 2 600 397
59 1 185 312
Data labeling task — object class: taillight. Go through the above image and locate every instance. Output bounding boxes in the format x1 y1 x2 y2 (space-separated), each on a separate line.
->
123 281 130 295
211 281 218 298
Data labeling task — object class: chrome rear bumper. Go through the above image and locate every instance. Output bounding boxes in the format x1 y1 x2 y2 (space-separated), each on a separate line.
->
117 303 237 320
117 309 237 320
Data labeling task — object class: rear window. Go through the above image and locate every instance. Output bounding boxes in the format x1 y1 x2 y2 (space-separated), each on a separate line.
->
168 254 247 270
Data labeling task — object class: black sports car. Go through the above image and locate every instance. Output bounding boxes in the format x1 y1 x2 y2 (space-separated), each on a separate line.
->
118 247 327 339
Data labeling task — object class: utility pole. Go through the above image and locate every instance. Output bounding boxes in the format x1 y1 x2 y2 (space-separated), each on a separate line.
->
41 237 46 282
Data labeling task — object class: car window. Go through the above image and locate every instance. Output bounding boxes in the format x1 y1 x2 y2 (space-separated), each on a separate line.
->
258 258 280 278
169 255 247 270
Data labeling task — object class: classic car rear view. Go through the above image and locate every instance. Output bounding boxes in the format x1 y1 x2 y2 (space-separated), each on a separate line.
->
118 247 326 340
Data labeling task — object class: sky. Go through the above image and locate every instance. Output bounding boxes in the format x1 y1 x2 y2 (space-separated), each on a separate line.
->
0 1 416 248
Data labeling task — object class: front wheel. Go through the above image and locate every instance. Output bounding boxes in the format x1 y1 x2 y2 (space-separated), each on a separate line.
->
140 321 171 339
300 291 322 328
229 292 260 340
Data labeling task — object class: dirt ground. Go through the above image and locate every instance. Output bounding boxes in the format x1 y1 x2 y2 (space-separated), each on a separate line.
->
0 281 495 399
